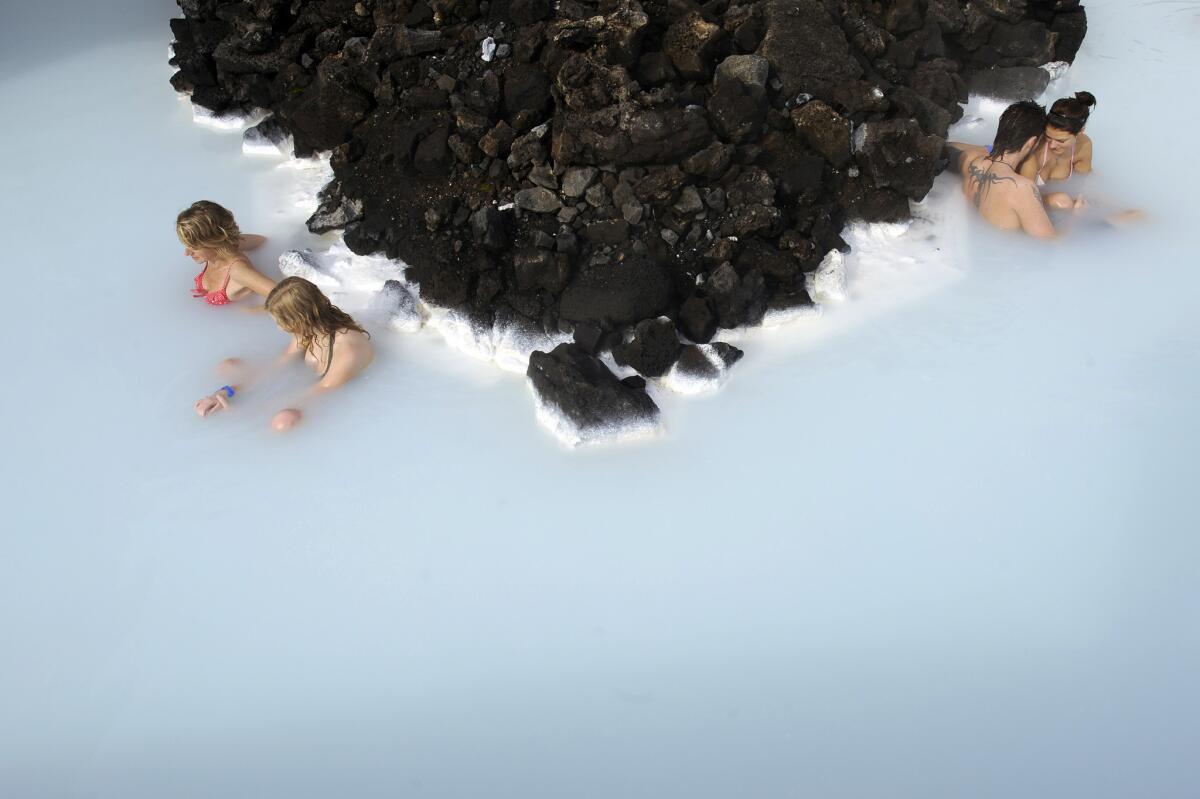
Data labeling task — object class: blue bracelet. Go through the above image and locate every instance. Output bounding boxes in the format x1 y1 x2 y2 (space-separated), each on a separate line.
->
219 385 235 398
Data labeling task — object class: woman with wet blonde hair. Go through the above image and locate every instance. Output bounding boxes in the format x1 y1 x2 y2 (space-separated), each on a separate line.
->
176 200 276 305
193 277 374 431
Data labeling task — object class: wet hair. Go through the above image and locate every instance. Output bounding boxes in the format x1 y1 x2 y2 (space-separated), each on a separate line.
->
989 100 1047 158
176 200 242 256
265 277 369 357
1047 91 1096 135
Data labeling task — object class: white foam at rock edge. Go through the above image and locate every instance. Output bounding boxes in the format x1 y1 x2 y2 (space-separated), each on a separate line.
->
528 383 662 448
427 309 570 374
190 101 268 132
807 249 848 305
659 345 739 395
1042 60 1071 81
243 124 293 157
277 154 334 214
278 239 408 302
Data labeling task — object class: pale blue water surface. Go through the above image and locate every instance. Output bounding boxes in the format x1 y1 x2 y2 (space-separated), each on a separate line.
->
0 1 1197 796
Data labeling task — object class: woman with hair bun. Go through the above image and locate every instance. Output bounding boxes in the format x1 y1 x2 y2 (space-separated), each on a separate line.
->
176 200 276 306
193 277 374 431
1020 91 1097 209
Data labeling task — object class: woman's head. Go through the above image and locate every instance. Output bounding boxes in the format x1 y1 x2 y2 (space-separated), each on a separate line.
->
176 201 241 263
265 277 368 354
990 100 1047 160
1044 91 1096 154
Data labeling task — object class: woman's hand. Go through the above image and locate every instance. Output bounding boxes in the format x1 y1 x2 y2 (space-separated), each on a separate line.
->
1072 194 1089 210
194 391 231 417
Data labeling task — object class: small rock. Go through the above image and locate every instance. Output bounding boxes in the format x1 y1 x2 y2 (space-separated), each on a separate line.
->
585 183 610 208
583 219 630 245
528 164 558 189
561 166 599 198
678 294 717 343
514 187 562 213
673 185 704 215
612 317 683 377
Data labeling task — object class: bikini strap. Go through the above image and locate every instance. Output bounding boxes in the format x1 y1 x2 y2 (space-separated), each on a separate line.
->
320 331 336 379
220 261 235 289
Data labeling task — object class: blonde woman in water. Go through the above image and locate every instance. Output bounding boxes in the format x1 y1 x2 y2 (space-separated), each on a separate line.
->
194 277 374 431
177 200 276 305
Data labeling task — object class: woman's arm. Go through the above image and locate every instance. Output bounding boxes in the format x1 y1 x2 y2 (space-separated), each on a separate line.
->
1074 134 1093 174
194 340 301 417
230 259 278 298
238 233 267 251
270 335 373 431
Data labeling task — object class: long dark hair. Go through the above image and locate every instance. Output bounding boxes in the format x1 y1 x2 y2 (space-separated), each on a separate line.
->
1047 91 1096 135
989 100 1047 159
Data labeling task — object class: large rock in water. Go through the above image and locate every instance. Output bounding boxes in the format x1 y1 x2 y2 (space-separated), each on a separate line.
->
527 344 661 446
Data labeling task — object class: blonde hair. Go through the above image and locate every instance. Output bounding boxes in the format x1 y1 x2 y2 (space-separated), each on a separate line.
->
176 200 242 256
265 277 369 356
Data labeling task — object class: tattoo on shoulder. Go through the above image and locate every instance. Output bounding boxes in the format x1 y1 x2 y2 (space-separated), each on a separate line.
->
966 161 1016 209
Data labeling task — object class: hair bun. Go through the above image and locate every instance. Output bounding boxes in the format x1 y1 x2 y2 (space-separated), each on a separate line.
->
1075 91 1097 108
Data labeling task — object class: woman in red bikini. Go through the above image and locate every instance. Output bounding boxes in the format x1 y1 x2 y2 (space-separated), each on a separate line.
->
177 200 276 305
193 277 374 432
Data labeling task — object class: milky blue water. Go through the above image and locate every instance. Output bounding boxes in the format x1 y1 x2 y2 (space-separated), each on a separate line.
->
1 1 1197 796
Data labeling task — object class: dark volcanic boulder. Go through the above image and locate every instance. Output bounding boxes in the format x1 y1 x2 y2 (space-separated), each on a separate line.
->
612 317 683 378
663 12 725 80
790 101 850 167
757 0 862 103
559 250 674 327
527 344 661 444
279 58 371 154
968 65 1050 100
854 119 944 200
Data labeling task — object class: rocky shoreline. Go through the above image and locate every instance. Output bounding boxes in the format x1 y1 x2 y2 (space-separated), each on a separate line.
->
170 0 1086 443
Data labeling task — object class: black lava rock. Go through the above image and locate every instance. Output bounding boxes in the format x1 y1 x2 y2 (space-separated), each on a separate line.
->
527 343 660 440
612 317 683 378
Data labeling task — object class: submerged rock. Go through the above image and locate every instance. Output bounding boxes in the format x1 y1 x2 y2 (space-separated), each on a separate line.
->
527 343 661 446
661 343 744 395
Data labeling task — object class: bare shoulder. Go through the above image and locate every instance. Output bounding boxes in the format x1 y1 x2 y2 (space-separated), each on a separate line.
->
338 328 374 362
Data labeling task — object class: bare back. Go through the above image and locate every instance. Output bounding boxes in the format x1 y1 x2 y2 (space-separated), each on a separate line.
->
962 154 1056 239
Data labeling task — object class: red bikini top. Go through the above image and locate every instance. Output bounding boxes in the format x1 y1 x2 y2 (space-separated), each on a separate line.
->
192 263 232 306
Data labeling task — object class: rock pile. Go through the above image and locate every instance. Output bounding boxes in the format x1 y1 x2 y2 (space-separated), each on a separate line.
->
170 0 1086 442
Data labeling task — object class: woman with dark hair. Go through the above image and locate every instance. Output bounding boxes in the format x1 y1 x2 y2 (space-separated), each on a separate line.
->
1020 91 1096 209
192 277 374 431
